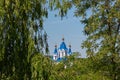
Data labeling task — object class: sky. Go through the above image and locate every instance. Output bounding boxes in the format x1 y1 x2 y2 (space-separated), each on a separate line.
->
44 9 87 57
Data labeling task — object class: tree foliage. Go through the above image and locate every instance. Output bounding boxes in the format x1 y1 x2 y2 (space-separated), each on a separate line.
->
49 0 120 80
1 0 120 80
0 0 48 79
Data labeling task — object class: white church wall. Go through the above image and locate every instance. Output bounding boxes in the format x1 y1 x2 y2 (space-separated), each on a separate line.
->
62 49 66 57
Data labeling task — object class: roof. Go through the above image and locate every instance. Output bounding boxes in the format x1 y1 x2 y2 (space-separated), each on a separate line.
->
59 42 68 50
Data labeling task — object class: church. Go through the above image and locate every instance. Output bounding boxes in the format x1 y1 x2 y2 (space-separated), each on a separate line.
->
52 38 72 62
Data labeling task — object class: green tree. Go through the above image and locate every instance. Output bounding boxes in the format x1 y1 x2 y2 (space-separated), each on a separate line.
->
49 0 120 79
30 53 53 80
49 53 110 80
0 0 49 79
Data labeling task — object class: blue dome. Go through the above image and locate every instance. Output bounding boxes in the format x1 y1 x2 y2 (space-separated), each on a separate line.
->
68 48 72 54
54 48 58 54
59 42 68 50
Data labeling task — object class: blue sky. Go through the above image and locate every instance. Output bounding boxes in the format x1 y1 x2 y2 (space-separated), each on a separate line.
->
44 9 87 57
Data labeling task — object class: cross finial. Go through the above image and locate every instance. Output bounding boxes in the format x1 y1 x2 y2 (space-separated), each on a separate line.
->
69 44 71 48
55 44 57 48
62 37 64 41
62 35 64 41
